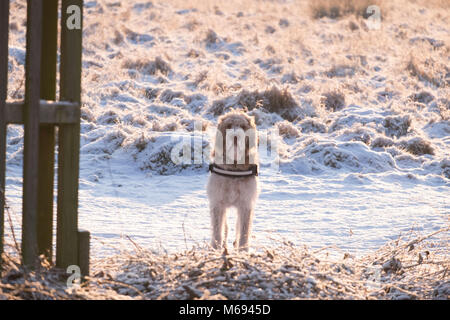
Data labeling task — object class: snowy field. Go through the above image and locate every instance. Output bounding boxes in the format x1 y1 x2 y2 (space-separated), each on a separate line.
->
4 0 449 259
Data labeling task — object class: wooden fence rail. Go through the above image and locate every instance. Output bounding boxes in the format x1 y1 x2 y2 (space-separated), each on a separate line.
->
0 0 89 277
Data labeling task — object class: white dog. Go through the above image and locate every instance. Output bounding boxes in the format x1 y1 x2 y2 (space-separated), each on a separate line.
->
207 111 259 251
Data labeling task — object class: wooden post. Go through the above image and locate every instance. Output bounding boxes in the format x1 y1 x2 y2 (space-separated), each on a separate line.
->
56 0 83 269
0 0 10 265
78 230 90 278
37 0 58 261
1 0 88 274
22 0 43 268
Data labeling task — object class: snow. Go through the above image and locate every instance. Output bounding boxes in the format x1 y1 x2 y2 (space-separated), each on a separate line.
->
3 0 449 260
5 150 448 258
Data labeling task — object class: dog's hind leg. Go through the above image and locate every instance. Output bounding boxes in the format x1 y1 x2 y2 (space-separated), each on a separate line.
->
236 206 254 251
210 205 227 249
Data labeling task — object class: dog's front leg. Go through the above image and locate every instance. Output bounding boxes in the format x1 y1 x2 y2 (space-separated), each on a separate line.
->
210 206 227 249
223 219 228 249
236 206 254 251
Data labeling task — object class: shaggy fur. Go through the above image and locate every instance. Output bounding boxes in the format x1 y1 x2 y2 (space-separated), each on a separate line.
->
207 111 259 251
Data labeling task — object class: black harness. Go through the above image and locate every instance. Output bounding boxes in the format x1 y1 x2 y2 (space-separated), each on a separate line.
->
209 163 258 178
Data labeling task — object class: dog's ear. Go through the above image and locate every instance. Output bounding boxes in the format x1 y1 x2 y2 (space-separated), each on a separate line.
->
216 115 224 133
247 115 256 129
214 115 227 164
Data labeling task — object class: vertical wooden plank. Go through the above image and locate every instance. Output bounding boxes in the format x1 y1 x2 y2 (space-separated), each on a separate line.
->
0 0 10 265
22 0 43 268
37 0 58 261
78 230 90 278
56 0 83 269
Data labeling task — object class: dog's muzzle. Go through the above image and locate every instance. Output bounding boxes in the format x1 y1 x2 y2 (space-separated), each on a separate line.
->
209 163 258 178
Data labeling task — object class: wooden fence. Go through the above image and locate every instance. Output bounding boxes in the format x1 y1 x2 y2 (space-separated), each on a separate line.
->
0 0 89 277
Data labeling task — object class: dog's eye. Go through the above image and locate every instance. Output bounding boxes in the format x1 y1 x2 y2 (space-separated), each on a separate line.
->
226 124 232 129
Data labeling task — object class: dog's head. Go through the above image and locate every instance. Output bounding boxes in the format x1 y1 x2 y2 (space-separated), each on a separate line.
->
212 110 258 169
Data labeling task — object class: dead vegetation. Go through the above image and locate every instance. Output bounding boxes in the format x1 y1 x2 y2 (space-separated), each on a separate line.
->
370 135 435 156
299 118 328 133
309 0 382 19
383 115 412 138
321 90 346 112
122 56 172 76
398 137 435 156
436 99 450 120
406 53 449 88
371 136 395 149
1 227 448 300
326 65 357 78
204 29 221 48
277 121 301 138
411 0 450 9
210 87 299 121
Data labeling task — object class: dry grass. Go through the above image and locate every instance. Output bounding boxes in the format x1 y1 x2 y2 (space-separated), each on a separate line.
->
210 87 299 120
204 29 221 48
0 193 448 300
371 137 395 149
398 137 435 156
436 99 450 121
406 57 448 88
1 227 448 300
310 0 382 19
277 121 301 138
410 0 450 8
321 90 346 112
383 115 412 138
260 87 299 117
122 57 172 76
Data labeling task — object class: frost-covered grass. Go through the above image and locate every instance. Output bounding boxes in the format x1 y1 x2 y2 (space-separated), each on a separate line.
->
1 227 448 300
6 0 449 177
309 0 384 20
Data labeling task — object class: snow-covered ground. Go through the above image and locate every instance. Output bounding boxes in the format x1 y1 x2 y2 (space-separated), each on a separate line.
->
4 0 449 259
